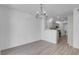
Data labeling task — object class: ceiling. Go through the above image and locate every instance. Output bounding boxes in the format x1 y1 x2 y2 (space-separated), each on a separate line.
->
2 4 79 18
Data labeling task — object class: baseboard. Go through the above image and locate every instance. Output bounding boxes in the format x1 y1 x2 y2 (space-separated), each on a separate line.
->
1 39 40 51
0 51 1 55
73 45 79 49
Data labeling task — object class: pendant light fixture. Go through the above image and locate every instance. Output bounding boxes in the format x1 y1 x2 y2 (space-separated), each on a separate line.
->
36 4 48 19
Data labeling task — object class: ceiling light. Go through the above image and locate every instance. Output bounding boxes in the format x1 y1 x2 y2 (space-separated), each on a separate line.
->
57 16 60 19
36 4 48 19
56 21 61 24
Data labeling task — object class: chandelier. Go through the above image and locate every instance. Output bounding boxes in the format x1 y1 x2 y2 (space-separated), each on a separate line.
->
36 4 48 19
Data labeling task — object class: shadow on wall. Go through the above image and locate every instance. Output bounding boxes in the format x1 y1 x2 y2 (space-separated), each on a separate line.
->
0 6 11 50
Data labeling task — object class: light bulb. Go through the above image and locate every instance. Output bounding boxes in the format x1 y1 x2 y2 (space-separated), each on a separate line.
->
57 16 60 19
36 11 39 14
44 11 46 13
56 21 61 24
48 18 53 23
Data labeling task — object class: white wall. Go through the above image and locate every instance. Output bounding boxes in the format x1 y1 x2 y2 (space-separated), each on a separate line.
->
59 23 65 36
73 8 79 48
0 6 11 50
67 8 79 48
63 23 68 35
41 16 58 44
43 30 57 44
68 15 73 46
0 6 41 50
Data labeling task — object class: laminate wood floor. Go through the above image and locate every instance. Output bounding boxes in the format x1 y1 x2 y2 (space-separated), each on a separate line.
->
1 36 79 55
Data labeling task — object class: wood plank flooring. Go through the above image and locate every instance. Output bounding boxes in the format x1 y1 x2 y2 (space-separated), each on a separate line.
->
1 36 79 55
